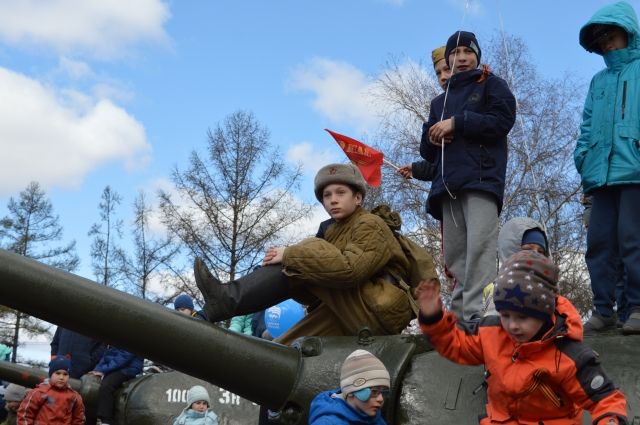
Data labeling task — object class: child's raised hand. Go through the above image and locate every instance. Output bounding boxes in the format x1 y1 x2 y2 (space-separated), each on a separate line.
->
415 278 441 317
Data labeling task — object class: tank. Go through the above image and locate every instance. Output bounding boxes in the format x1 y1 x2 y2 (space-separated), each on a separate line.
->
0 249 638 425
0 361 259 424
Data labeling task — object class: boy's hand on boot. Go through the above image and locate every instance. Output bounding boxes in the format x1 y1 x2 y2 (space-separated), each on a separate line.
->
263 247 285 266
416 279 441 317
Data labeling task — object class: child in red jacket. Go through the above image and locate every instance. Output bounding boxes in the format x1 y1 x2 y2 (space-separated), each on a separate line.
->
417 250 627 424
17 356 85 425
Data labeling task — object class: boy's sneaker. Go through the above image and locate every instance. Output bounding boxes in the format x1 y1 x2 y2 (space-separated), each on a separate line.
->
583 311 617 334
621 308 640 335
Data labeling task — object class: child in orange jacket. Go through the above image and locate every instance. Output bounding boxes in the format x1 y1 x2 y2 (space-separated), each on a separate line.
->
417 250 627 424
17 356 85 425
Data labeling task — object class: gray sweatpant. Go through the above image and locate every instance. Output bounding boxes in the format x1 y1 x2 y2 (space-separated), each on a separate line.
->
442 190 498 320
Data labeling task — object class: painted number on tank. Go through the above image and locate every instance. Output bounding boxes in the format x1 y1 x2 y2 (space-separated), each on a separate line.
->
165 388 188 403
218 389 241 405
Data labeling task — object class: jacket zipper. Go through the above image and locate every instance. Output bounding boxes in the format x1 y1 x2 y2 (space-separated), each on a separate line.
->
621 80 627 120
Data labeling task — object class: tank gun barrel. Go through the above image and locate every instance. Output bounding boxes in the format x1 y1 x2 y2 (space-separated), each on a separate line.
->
0 249 300 408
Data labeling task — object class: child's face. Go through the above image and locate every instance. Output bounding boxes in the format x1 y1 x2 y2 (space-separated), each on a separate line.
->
448 46 478 74
434 59 452 90
346 386 387 417
50 370 70 388
321 184 362 222
521 243 545 255
598 27 628 52
176 307 193 316
191 400 208 413
499 310 545 343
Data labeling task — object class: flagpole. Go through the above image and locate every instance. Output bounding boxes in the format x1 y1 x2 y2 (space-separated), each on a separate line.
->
382 158 400 170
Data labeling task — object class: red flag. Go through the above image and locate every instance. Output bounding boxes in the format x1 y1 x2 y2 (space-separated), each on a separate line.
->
325 129 384 187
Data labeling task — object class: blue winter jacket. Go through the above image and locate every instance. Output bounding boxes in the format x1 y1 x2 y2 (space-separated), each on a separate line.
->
172 408 219 425
575 1 640 192
420 68 516 220
94 346 143 377
308 389 387 425
51 327 106 379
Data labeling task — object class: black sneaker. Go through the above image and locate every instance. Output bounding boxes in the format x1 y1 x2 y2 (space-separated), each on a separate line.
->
583 311 617 334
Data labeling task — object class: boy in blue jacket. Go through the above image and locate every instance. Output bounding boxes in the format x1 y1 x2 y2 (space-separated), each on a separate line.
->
420 31 516 321
576 1 640 335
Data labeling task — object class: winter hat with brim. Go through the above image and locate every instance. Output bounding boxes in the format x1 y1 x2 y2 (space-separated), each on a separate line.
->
174 294 194 311
49 355 71 377
4 384 27 402
187 385 211 407
431 46 446 67
340 349 390 397
494 250 559 321
445 30 481 67
314 163 367 202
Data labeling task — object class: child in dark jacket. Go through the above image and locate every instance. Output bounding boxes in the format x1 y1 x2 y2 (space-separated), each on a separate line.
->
88 346 143 425
17 356 84 425
420 30 516 321
417 250 627 424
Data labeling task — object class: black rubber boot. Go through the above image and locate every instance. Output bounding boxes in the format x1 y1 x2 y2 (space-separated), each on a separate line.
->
194 257 290 323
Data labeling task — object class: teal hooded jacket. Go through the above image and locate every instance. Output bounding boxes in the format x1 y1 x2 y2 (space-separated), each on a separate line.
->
575 1 640 193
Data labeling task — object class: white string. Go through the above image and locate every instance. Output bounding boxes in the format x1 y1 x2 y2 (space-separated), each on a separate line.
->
496 4 548 235
438 0 472 226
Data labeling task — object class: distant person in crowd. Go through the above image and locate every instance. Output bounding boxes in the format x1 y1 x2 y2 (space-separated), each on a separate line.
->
1 384 27 425
174 294 207 320
17 356 84 425
575 1 640 335
50 327 106 379
195 163 427 345
420 30 516 321
0 344 11 362
582 194 628 330
398 45 451 181
309 349 390 425
88 346 143 425
172 385 218 425
418 250 628 424
482 217 548 316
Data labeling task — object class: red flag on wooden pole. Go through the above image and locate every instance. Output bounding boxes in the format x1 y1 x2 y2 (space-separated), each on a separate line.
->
325 129 384 187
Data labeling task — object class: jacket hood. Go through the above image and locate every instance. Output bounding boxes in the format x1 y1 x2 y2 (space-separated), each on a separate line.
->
580 1 640 59
309 390 386 425
550 295 583 341
498 217 547 263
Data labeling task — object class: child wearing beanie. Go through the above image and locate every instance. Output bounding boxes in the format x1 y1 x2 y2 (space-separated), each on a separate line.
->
172 385 218 425
2 384 27 425
309 349 390 425
420 29 516 322
417 251 627 424
17 356 85 425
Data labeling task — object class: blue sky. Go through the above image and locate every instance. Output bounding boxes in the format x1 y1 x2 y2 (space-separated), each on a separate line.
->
0 0 630 283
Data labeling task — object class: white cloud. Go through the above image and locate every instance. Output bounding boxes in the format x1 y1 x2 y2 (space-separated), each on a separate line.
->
446 0 484 17
286 141 338 176
0 67 151 196
288 58 383 132
0 0 170 58
57 57 93 80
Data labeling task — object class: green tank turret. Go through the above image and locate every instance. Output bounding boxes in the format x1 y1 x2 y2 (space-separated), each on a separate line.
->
0 249 638 424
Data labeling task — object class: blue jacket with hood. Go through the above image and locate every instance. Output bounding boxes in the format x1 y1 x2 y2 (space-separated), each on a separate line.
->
94 346 143 377
420 67 516 220
308 389 387 425
575 1 640 192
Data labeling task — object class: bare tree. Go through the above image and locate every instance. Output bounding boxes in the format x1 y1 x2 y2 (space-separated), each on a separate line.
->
159 110 312 283
0 181 78 361
121 190 181 301
370 35 591 314
88 186 126 288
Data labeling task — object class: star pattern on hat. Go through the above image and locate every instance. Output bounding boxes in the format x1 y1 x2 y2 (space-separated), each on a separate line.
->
503 283 530 305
